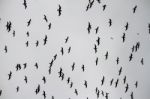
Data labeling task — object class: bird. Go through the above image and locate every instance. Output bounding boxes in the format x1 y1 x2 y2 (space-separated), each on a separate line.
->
125 83 129 93
81 64 85 72
57 5 62 16
71 62 75 71
95 26 99 34
42 91 46 99
96 0 101 4
110 78 114 86
0 89 2 96
65 36 69 43
26 31 29 37
4 45 7 53
35 84 40 94
6 21 12 32
118 67 122 76
16 64 21 71
86 4 90 11
23 63 27 69
130 92 134 99
23 0 27 9
43 35 48 45
133 5 137 13
96 37 100 46
16 86 19 92
8 71 12 80
87 22 92 34
61 73 64 80
13 30 15 37
148 23 150 34
49 59 54 67
105 92 109 99
74 89 78 96
84 80 88 88
58 68 63 78
68 46 71 53
105 51 108 60
43 15 48 22
89 0 94 8
135 81 138 88
125 22 129 31
123 76 126 84
67 77 70 84
131 46 135 52
108 19 112 27
141 58 144 65
60 47 64 55
24 76 28 83
116 57 119 65
48 23 51 30
53 54 57 61
102 4 106 11
122 33 126 43
95 57 98 66
25 41 29 47
42 76 46 84
115 79 119 88
35 40 39 47
70 82 73 88
129 53 133 61
34 62 38 69
101 76 105 86
94 44 97 53
27 19 31 27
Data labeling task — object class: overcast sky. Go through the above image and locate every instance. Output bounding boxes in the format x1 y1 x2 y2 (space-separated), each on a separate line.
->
0 0 150 99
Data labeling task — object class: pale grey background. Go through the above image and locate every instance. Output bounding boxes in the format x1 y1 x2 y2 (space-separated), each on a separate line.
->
0 0 150 99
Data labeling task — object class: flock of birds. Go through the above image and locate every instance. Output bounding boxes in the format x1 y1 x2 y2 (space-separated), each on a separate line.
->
0 0 149 99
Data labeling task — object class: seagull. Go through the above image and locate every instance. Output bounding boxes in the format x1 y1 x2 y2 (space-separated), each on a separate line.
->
13 30 15 37
35 40 39 47
96 37 100 46
95 26 99 34
43 15 48 22
108 19 112 27
25 41 29 47
110 78 114 86
123 76 126 84
135 81 138 88
129 53 133 61
60 47 64 55
4 45 7 53
81 64 85 72
141 58 144 65
87 22 92 34
34 62 38 69
102 4 106 11
42 91 46 99
116 57 119 65
57 5 62 16
118 67 122 76
95 57 98 66
84 80 88 88
24 76 28 83
0 89 2 96
101 76 105 86
125 83 129 93
27 19 31 27
122 33 126 43
68 46 71 53
8 71 12 80
48 23 51 30
6 21 12 32
16 86 19 92
42 76 46 84
43 35 48 45
65 36 69 43
133 5 137 13
74 89 78 96
94 44 97 53
105 51 108 60
23 0 27 9
125 22 129 31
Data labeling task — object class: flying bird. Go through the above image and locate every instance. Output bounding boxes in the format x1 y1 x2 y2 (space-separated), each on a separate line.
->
125 22 129 31
68 46 71 53
6 21 12 32
24 76 28 83
60 47 64 55
35 40 39 47
105 51 108 60
43 35 48 45
133 5 137 13
48 23 51 30
95 26 99 34
87 22 92 34
122 33 126 43
43 15 48 22
94 44 97 53
57 5 62 16
27 19 31 27
8 71 12 80
4 45 7 53
65 36 69 43
108 19 112 27
23 0 27 9
102 4 106 11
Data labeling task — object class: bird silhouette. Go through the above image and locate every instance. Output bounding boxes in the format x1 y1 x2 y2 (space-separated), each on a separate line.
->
8 71 12 80
74 89 78 96
133 5 137 13
102 4 106 11
96 0 101 4
16 64 21 71
123 76 127 84
53 54 57 61
35 40 39 47
94 44 97 53
48 23 51 30
95 26 99 34
108 19 112 27
125 83 129 93
67 77 70 84
23 0 27 9
27 19 31 27
6 21 12 32
95 57 98 66
43 15 48 22
26 31 30 37
13 30 15 37
105 92 109 99
84 80 88 88
34 62 38 69
60 47 64 55
16 86 19 92
81 64 85 72
118 67 122 76
115 79 119 88
86 4 90 11
23 63 27 69
57 5 62 16
141 58 144 65
42 91 46 99
43 35 48 45
71 62 75 71
122 33 126 43
129 53 133 61
70 82 73 88
125 22 129 31
68 46 71 53
96 37 100 46
87 22 92 34
58 68 63 78
35 84 40 94
25 41 29 47
116 57 119 65
101 76 105 86
24 76 28 83
130 92 134 99
42 76 46 84
0 90 2 96
4 45 7 53
105 51 108 60
110 78 114 86
135 81 138 88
